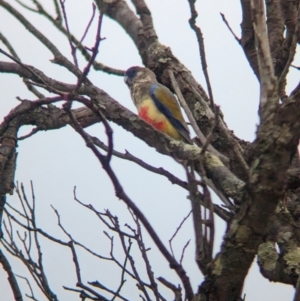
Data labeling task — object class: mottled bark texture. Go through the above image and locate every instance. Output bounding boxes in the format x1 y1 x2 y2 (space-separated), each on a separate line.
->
1 0 300 300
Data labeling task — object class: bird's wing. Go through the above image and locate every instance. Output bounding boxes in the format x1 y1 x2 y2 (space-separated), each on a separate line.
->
149 83 192 143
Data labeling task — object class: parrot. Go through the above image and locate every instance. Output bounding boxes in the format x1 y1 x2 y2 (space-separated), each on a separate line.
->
124 66 192 144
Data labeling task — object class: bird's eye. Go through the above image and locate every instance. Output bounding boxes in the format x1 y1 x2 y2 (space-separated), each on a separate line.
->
128 69 137 78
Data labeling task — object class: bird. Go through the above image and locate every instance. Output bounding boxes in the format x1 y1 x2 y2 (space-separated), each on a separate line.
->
124 66 192 144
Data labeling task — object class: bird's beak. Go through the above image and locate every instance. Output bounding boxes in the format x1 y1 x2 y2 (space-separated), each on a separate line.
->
124 75 129 86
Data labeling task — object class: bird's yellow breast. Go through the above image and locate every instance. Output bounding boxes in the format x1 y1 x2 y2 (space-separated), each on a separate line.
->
138 98 182 140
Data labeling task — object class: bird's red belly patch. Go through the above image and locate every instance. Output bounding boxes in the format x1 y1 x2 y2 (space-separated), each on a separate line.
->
139 106 166 131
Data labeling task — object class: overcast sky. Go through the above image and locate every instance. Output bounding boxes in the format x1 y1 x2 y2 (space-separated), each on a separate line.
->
0 0 298 300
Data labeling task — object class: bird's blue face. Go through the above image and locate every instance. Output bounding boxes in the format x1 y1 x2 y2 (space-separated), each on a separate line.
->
124 66 140 86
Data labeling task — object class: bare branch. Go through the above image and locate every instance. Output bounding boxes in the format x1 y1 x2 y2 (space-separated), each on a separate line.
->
89 280 129 301
59 0 79 67
79 3 96 45
179 240 191 265
0 60 246 203
110 240 130 301
186 168 205 273
0 1 83 78
76 12 105 88
15 274 38 301
189 85 249 177
68 241 109 301
187 0 215 110
2 189 59 301
250 0 277 111
168 70 228 165
90 135 188 189
169 210 192 258
0 32 20 59
64 105 194 300
220 13 240 43
15 0 123 76
0 249 23 301
130 211 160 301
157 277 182 301
53 0 62 24
14 0 38 12
294 275 300 301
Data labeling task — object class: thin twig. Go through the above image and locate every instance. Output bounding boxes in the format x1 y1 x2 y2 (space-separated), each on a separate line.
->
169 71 235 206
3 187 59 300
18 128 41 140
4 207 68 246
15 274 38 301
105 228 151 301
76 12 105 88
1 1 83 78
111 240 130 301
130 211 160 301
14 0 123 75
220 13 241 43
0 31 43 98
187 0 215 110
71 95 114 163
0 47 46 84
63 286 98 300
293 274 300 301
179 239 191 265
0 249 23 301
90 135 188 189
68 241 109 301
200 106 220 155
158 277 182 301
59 0 79 67
0 32 20 58
89 280 129 301
186 167 204 273
53 0 63 24
73 190 168 295
190 85 249 175
169 210 192 258
250 0 277 110
79 3 96 45
15 0 38 12
64 105 194 300
291 65 300 70
168 70 228 165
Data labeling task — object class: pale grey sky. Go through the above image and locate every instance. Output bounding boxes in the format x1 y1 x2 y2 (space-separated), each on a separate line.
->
0 0 297 300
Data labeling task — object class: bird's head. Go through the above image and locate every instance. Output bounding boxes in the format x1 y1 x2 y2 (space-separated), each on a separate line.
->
124 66 157 87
